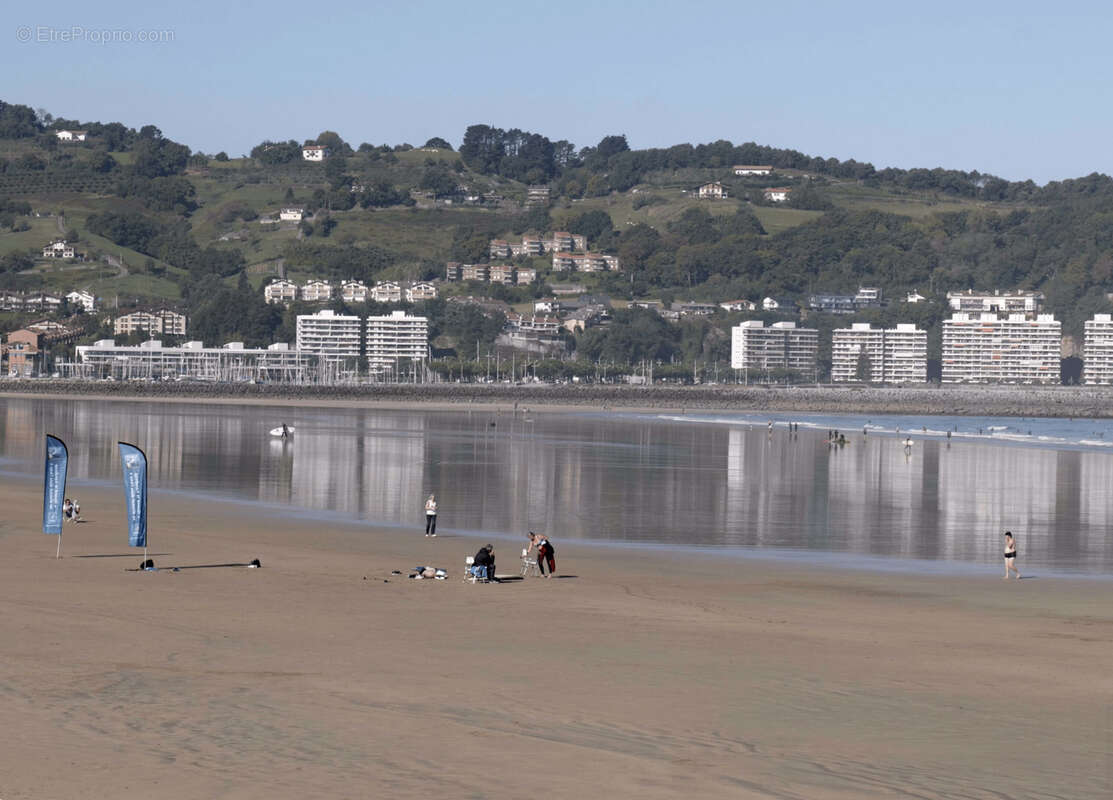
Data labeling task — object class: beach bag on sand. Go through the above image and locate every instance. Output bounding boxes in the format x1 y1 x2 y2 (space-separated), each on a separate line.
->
422 567 436 578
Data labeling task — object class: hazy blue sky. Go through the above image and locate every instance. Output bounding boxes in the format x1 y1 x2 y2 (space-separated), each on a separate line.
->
5 0 1110 183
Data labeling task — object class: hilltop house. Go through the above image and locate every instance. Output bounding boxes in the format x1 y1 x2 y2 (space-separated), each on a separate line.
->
733 165 772 176
302 145 331 161
55 130 88 142
697 181 728 199
42 240 75 259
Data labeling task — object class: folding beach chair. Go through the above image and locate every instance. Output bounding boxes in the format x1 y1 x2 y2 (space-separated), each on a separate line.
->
520 548 540 578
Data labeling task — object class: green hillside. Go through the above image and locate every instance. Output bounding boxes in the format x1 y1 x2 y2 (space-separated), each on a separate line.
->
3 100 1113 370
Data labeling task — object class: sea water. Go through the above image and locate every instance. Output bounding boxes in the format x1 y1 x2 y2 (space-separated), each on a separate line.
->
1 397 1111 575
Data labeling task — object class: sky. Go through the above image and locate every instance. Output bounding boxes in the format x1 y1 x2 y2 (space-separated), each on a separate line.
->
4 0 1112 184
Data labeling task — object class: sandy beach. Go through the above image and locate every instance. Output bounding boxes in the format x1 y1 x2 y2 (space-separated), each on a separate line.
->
0 477 1110 799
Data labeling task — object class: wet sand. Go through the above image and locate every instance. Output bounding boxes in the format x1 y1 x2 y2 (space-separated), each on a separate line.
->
1 478 1111 799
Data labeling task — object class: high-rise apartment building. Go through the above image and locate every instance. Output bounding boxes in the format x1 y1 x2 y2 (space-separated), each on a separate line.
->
365 310 429 368
1084 313 1113 385
942 313 1060 384
296 310 361 361
730 321 818 374
831 323 927 383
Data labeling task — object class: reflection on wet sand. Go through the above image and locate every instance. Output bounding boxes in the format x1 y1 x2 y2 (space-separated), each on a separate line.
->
2 399 1112 573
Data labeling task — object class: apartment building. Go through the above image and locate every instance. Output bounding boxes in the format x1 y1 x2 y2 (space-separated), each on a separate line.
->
65 290 96 312
341 280 368 303
370 281 402 303
941 312 1060 384
831 323 927 383
946 290 1043 314
296 310 361 361
1084 313 1113 384
300 280 333 302
488 265 515 285
405 282 438 302
365 310 428 368
516 267 537 285
114 310 188 337
730 320 818 374
42 240 75 259
489 240 511 259
265 279 299 305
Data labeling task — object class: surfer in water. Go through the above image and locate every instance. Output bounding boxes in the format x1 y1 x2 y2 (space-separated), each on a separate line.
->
281 423 290 440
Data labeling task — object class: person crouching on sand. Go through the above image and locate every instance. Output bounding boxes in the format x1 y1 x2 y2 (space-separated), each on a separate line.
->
424 493 437 537
1004 531 1020 580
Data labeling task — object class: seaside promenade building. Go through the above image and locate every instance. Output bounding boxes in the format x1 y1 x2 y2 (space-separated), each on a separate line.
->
1083 313 1113 384
941 312 1061 384
296 310 361 362
365 310 428 370
730 320 818 376
831 323 927 383
70 340 317 382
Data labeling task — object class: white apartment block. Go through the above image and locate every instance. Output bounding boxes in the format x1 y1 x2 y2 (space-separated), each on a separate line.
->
296 310 361 361
1084 313 1113 385
371 281 402 303
947 290 1043 314
730 321 818 373
114 310 187 337
365 310 428 367
831 323 927 383
341 280 368 303
265 279 298 304
942 312 1060 384
300 280 333 302
406 282 438 302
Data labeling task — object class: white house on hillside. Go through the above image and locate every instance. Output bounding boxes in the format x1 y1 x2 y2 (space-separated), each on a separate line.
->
697 181 727 199
279 206 305 222
265 279 298 305
733 165 772 176
42 240 75 259
302 145 331 161
55 130 88 142
300 280 333 302
341 280 368 303
65 290 96 312
763 187 792 203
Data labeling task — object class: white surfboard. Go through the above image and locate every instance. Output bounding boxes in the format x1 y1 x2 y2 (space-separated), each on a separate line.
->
269 426 295 437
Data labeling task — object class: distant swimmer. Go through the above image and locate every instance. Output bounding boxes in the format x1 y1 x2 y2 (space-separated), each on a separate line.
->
1003 531 1021 580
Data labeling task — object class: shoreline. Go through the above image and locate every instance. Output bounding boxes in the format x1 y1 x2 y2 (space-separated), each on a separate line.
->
5 379 1113 418
1 478 1110 798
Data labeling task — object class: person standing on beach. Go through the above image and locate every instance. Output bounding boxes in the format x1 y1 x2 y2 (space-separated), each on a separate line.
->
1004 531 1020 579
424 494 438 537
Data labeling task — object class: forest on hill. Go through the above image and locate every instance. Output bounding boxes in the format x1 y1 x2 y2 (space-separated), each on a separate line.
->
3 98 1113 370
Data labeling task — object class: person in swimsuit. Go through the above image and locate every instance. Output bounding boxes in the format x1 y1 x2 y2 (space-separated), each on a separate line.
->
1003 531 1020 580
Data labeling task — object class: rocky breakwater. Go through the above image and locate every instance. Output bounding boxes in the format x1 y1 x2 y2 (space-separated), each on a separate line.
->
3 380 1113 418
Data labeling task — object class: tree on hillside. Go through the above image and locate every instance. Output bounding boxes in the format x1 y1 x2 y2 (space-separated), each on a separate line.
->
567 210 613 241
424 137 453 150
0 101 42 138
315 130 350 155
250 140 301 165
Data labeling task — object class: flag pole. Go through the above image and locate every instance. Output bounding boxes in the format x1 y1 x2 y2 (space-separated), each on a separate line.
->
56 529 62 559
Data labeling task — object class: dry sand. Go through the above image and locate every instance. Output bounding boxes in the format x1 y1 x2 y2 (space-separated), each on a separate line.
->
1 478 1111 799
